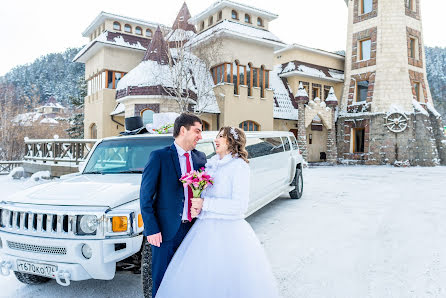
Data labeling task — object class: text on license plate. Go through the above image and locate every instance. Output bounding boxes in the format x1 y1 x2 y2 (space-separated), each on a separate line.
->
17 260 58 278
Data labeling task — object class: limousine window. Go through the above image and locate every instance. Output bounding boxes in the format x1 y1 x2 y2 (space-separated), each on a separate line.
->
290 135 299 150
245 137 284 158
84 137 173 174
282 137 291 151
196 142 216 159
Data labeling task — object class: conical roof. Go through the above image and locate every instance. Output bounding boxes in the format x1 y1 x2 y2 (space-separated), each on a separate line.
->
295 82 309 103
325 87 338 106
172 2 196 33
143 26 170 65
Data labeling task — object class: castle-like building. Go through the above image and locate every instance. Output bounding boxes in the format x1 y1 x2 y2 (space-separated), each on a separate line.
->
74 0 446 166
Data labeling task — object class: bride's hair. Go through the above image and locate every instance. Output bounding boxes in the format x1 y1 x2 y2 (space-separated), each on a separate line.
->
218 127 249 164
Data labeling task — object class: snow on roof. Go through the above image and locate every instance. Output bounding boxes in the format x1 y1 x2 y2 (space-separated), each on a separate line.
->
187 19 284 49
73 31 150 63
426 102 441 118
279 60 344 82
82 11 163 37
167 29 197 42
190 0 278 24
110 103 125 116
296 82 309 98
412 100 429 116
270 64 298 120
13 112 42 124
40 118 59 125
274 43 345 60
325 87 338 104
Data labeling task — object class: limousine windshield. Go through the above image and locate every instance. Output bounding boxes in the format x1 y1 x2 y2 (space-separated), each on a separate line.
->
83 137 173 174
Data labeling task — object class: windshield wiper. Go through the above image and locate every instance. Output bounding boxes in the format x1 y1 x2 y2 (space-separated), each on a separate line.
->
83 171 104 174
113 170 143 174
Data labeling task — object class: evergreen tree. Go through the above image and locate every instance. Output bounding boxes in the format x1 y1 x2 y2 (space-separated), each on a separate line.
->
66 77 86 139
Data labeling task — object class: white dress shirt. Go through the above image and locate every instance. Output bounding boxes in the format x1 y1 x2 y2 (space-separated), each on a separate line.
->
174 142 194 221
199 154 250 220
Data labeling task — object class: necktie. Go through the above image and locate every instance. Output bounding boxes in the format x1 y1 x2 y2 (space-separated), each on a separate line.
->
184 152 193 222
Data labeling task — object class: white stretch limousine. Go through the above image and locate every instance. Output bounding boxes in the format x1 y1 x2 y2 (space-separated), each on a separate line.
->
0 131 303 294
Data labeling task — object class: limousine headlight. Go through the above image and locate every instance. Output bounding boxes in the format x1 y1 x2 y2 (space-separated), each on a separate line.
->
78 215 99 235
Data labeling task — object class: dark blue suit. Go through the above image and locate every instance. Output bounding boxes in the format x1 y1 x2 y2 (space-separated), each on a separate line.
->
140 143 207 297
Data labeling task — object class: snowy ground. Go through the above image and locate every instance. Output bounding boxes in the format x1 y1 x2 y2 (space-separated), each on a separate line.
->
0 166 445 298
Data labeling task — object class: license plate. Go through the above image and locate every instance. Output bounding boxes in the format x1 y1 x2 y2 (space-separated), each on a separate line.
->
17 260 58 278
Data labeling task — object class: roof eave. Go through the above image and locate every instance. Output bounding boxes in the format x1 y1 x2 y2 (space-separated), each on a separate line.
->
73 41 145 64
275 44 345 60
280 71 344 83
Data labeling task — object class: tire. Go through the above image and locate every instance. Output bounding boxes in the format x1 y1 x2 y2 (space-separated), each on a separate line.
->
14 271 51 285
289 167 303 199
141 237 153 298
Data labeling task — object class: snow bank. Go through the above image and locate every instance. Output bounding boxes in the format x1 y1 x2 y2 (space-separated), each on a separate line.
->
412 99 429 116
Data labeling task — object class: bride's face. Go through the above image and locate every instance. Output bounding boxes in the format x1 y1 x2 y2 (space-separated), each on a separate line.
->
215 131 229 156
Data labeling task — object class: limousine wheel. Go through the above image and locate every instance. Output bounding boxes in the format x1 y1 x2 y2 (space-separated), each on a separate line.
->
14 271 51 285
289 167 303 199
141 238 153 298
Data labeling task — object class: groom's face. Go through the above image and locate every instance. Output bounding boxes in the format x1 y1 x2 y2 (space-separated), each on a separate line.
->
182 121 203 150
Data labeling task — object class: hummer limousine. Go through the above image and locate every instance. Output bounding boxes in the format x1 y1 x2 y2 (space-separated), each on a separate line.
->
0 131 303 295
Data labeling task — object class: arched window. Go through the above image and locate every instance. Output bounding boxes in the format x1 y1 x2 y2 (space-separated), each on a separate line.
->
146 29 153 38
245 14 251 23
141 109 155 126
124 24 132 33
247 63 253 96
113 21 121 31
90 123 98 139
232 10 238 20
217 11 223 21
257 17 263 27
233 60 239 95
239 121 259 131
209 16 213 26
135 26 142 35
202 120 210 131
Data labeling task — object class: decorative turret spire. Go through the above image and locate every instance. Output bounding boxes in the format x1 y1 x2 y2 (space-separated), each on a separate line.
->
325 87 338 107
172 2 196 33
143 26 170 64
295 82 309 103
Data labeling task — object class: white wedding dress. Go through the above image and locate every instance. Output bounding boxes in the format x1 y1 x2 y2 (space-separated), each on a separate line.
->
155 154 280 298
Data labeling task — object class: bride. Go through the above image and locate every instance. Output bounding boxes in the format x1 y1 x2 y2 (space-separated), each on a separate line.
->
155 127 279 298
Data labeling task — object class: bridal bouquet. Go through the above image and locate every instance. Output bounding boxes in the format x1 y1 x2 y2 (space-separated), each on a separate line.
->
179 167 214 197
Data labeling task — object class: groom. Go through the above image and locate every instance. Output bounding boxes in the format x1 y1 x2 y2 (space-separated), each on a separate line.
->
140 113 207 297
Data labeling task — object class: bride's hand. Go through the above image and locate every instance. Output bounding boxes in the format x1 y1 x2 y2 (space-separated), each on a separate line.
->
191 198 203 209
191 207 201 218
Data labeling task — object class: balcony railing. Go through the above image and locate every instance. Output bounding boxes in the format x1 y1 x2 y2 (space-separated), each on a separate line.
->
0 161 23 174
24 139 98 165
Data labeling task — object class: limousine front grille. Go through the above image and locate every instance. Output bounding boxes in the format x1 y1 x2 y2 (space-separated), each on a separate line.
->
0 208 77 237
7 240 67 255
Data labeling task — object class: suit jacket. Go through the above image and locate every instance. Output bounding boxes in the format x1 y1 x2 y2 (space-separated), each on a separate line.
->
140 143 207 241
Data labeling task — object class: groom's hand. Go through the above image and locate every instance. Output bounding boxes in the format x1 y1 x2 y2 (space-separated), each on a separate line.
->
147 232 162 247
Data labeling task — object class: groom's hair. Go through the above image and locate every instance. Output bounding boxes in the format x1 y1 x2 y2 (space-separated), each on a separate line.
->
173 113 202 138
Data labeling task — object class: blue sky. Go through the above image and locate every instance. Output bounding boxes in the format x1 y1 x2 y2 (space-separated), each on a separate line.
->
0 0 444 76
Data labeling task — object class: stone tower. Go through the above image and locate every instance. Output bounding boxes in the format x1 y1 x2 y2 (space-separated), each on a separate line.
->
338 0 446 166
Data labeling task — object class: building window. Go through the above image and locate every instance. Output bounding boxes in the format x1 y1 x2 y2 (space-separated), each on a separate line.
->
90 123 97 139
209 16 213 26
146 29 153 38
247 63 252 96
113 21 121 31
407 0 416 11
357 80 369 102
217 11 222 21
107 70 127 89
257 17 263 27
312 86 321 99
200 21 205 31
202 120 210 131
141 109 155 126
414 82 421 102
324 86 332 100
135 26 142 35
245 14 251 23
239 121 260 131
232 10 238 20
360 0 373 14
260 66 265 98
353 128 365 153
233 61 239 95
210 64 225 84
359 38 371 61
124 24 132 33
409 37 416 58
